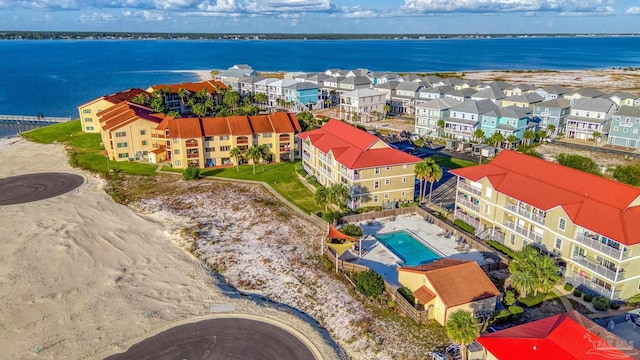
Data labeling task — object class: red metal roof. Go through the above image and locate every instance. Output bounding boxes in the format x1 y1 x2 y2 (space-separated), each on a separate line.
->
450 150 640 246
478 311 637 360
297 119 421 169
149 80 227 94
78 88 148 108
161 112 301 138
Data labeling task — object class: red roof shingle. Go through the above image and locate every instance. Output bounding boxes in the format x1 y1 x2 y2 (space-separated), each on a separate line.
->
98 102 163 131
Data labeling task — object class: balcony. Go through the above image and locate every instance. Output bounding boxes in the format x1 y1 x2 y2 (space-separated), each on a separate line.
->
502 220 542 243
574 233 626 260
186 153 200 159
457 196 480 212
455 210 480 229
569 255 624 282
458 182 481 196
564 273 617 300
505 203 545 225
491 230 505 244
339 168 361 181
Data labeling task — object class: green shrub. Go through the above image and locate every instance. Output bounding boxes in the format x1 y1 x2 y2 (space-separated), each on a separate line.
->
399 201 419 208
486 240 516 259
573 289 582 297
183 165 200 180
453 219 475 233
340 223 363 238
490 309 512 325
611 302 621 310
398 287 415 304
592 296 610 311
625 293 640 306
583 294 593 302
508 305 524 321
564 283 573 291
353 270 385 297
322 210 341 223
519 293 546 307
503 291 516 306
355 206 382 214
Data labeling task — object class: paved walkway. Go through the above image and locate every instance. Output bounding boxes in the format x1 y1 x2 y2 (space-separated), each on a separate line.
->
552 284 575 312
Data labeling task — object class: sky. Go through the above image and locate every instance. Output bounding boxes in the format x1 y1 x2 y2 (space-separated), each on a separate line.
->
1 0 640 34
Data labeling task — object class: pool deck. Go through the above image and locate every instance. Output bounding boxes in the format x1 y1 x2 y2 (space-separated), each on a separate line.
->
341 214 486 287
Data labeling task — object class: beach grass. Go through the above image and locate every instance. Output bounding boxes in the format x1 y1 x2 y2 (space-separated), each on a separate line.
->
429 154 478 169
200 161 322 214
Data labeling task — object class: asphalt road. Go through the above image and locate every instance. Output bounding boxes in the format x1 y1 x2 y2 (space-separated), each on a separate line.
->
104 318 317 360
0 172 84 205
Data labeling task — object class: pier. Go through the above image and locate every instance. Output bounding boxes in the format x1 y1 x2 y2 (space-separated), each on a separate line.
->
0 114 72 125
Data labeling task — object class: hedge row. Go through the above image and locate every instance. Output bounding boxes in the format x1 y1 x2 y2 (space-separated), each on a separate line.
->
453 219 475 234
519 292 546 308
486 240 516 259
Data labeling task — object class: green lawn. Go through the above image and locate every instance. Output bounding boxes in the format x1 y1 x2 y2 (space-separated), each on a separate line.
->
429 154 478 169
200 161 323 214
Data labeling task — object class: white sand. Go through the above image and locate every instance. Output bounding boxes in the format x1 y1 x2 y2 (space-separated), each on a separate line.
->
170 69 212 81
0 138 342 360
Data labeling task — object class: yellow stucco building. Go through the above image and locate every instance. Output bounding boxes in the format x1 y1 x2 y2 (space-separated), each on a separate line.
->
77 88 148 133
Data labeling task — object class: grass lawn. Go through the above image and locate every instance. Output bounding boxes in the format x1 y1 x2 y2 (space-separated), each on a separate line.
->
200 161 323 214
429 154 478 169
21 120 158 176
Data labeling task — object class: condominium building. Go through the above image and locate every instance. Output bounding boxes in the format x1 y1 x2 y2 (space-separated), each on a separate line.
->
450 150 640 300
146 80 226 115
339 89 386 123
78 88 148 133
298 119 421 209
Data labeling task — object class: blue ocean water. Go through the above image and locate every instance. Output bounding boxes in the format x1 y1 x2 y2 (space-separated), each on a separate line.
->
1 36 640 138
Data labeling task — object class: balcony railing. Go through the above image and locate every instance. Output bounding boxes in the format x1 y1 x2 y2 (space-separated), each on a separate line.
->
457 196 480 212
574 233 626 260
455 210 480 229
564 273 616 300
504 203 546 225
458 182 481 196
186 153 199 159
570 255 623 282
502 220 542 243
492 230 505 244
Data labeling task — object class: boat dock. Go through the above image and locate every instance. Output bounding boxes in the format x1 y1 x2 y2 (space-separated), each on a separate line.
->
0 114 72 125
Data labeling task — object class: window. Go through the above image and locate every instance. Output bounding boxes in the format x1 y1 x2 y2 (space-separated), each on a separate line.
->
634 129 639 134
374 180 380 189
205 136 214 141
172 138 179 143
116 142 127 148
174 149 180 155
402 177 407 183
115 132 126 137
118 153 129 158
219 135 229 141
83 109 91 114
558 218 566 231
484 204 490 215
384 193 389 199
385 179 390 185
555 238 562 250
86 126 94 131
401 191 406 197
403 164 408 169
140 130 146 135
220 146 230 151
386 166 392 171
264 133 272 138
614 126 619 131
141 140 147 146
623 128 629 133
84 117 93 122
509 234 516 246
373 194 379 203
485 187 492 198
205 147 215 152
175 160 181 166
374 167 381 175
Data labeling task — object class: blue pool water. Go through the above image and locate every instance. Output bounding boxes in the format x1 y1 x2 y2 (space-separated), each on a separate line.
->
374 231 440 266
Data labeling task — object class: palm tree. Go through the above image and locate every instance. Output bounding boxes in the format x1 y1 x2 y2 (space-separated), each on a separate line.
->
489 132 505 148
314 187 329 212
427 160 443 203
177 87 189 107
437 119 445 138
473 129 485 144
192 103 207 118
328 184 351 210
414 160 431 203
506 135 518 150
383 103 391 118
371 110 380 121
246 146 262 175
592 131 602 144
445 310 479 360
511 269 536 298
536 130 547 143
229 147 243 173
522 129 536 146
254 93 268 109
329 89 337 106
258 144 271 171
547 124 556 136
534 256 561 294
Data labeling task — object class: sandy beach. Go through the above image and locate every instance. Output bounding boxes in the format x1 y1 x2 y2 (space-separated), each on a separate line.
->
0 138 344 360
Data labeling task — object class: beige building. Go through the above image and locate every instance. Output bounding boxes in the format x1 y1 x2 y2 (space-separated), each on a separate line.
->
451 150 640 300
77 88 148 133
339 89 386 123
297 119 421 209
152 112 301 169
98 102 164 161
398 259 500 326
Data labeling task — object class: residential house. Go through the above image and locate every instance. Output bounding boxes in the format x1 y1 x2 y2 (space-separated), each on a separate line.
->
607 91 639 107
238 76 265 97
97 101 164 161
450 150 640 300
532 98 571 136
152 112 301 169
565 98 618 140
444 88 477 102
472 86 506 105
339 89 386 123
297 119 420 209
564 87 606 102
415 98 461 138
397 259 500 326
77 88 148 133
443 99 499 141
503 83 536 97
368 72 398 85
253 78 280 108
608 105 640 149
322 76 345 103
338 76 372 92
477 311 638 360
535 85 571 101
374 81 399 102
481 105 532 141
417 85 454 102
391 82 425 115
283 82 320 112
345 68 370 78
214 66 257 89
501 92 544 109
147 80 227 116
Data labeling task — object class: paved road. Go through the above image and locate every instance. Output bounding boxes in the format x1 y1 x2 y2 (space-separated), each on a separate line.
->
105 318 317 360
0 172 84 205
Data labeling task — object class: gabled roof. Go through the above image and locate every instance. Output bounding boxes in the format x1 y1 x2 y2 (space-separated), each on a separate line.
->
78 88 148 108
567 87 605 98
450 150 640 245
607 91 638 100
614 105 640 118
503 92 544 104
149 80 227 94
536 98 571 109
413 285 436 305
539 85 571 95
416 98 462 110
571 98 617 113
297 119 421 169
473 87 506 100
396 81 425 92
451 99 500 115
374 81 400 90
97 101 164 131
398 259 500 307
499 105 531 120
164 112 300 138
478 311 636 360
340 76 371 86
342 89 385 98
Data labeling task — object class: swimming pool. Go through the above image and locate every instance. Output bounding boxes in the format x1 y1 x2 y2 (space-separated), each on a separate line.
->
374 231 441 266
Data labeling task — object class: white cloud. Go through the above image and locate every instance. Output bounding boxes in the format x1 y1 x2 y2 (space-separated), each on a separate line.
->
403 0 616 14
626 7 640 14
79 11 116 23
123 9 166 20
